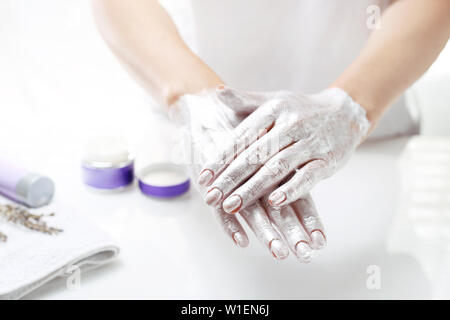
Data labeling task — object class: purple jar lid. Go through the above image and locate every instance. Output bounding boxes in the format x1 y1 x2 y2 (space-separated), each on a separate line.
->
137 163 190 198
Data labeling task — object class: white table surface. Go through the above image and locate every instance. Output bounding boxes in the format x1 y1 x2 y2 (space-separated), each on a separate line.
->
1 0 442 298
13 136 428 300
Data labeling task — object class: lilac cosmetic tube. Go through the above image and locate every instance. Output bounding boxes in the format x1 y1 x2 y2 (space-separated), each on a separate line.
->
0 157 55 208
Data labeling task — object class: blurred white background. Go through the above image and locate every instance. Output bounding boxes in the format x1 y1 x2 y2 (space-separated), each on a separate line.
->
0 0 449 153
0 0 175 173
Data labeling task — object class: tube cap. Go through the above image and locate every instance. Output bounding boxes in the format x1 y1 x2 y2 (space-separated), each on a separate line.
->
16 173 55 208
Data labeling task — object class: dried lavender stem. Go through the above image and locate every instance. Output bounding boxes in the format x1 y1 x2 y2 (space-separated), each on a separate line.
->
0 204 63 239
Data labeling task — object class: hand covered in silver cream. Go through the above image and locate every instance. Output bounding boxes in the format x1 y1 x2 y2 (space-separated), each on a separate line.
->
169 89 327 262
199 86 370 214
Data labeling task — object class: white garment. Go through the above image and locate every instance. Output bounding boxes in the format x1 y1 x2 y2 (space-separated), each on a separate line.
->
0 202 119 300
161 0 419 138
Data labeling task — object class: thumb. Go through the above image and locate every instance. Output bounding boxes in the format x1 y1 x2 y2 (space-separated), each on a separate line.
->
216 85 273 115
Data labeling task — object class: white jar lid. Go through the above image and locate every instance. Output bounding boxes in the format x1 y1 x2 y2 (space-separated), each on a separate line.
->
140 167 188 186
83 136 131 166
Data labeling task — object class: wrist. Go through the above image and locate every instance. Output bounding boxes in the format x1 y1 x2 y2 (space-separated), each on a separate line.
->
318 87 371 144
162 57 223 108
330 76 386 127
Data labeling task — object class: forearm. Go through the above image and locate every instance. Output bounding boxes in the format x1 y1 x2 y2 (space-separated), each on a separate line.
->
332 0 450 126
91 0 222 108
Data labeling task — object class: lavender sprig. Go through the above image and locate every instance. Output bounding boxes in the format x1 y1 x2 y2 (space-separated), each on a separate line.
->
0 204 63 243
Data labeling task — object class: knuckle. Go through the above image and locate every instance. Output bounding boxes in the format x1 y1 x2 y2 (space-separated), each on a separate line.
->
216 148 233 165
283 187 296 200
302 215 320 230
301 170 315 188
259 221 273 232
283 223 302 235
245 183 262 199
268 98 284 109
216 212 239 232
268 208 282 221
268 133 284 154
245 149 262 165
263 157 291 178
222 218 238 232
323 153 339 172
218 174 239 190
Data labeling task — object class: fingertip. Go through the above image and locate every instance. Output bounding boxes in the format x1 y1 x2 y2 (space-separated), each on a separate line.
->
205 187 223 206
223 195 242 214
295 241 313 263
268 191 287 207
232 231 249 248
311 230 327 250
198 169 214 186
270 239 289 260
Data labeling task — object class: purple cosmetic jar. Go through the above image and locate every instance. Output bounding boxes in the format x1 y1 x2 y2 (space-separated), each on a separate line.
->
81 137 134 190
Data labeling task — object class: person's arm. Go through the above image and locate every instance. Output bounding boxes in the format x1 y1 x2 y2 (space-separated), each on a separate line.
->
91 0 222 107
196 0 450 213
332 0 450 126
91 0 327 261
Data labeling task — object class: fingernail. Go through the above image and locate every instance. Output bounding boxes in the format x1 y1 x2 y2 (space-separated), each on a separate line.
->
232 232 248 248
311 230 327 249
198 170 214 186
296 242 312 263
223 195 242 213
269 191 286 206
270 239 289 260
217 84 225 90
205 188 223 206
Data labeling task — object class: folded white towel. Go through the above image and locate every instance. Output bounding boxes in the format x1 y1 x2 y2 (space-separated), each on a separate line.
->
0 201 119 300
388 136 450 299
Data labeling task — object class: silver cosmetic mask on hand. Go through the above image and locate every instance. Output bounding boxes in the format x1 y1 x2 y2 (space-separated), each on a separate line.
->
169 88 327 262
